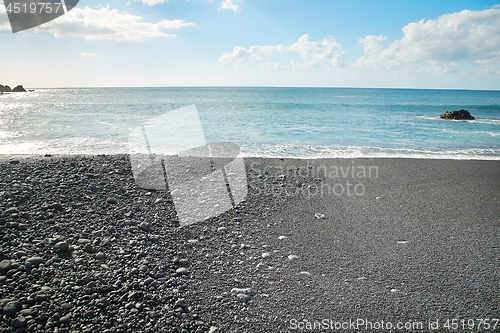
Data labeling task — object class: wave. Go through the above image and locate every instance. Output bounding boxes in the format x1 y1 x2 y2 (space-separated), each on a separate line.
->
239 143 500 160
415 115 500 125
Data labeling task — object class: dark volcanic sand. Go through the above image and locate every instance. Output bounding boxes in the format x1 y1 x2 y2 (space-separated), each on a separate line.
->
0 155 499 332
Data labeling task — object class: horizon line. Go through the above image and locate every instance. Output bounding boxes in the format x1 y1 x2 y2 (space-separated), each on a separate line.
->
10 85 500 92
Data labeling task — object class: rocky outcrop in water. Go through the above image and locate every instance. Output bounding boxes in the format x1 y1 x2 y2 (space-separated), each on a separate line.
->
0 85 12 93
1 84 28 93
12 85 27 92
440 109 475 120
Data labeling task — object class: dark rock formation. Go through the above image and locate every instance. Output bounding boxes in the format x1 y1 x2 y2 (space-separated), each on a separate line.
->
12 85 27 92
440 109 475 120
0 85 12 93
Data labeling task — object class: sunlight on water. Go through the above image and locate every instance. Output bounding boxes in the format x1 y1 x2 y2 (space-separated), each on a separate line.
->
0 88 499 159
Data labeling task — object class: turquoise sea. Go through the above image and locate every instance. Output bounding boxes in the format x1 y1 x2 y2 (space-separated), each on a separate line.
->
0 87 499 159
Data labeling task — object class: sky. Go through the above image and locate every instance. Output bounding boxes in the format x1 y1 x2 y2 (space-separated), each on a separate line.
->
0 0 500 89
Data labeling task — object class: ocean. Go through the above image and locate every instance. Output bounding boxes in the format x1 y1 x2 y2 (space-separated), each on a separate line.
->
0 87 499 159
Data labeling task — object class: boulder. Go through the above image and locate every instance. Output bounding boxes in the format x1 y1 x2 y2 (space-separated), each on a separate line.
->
12 85 27 92
0 85 12 92
440 109 475 120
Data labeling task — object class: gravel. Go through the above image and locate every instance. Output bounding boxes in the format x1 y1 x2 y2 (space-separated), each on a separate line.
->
0 155 205 332
1 155 498 332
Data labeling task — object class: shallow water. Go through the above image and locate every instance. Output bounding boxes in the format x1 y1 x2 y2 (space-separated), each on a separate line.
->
0 87 499 159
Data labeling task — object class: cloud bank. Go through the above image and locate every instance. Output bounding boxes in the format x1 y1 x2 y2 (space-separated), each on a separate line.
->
0 5 195 41
219 34 344 68
355 8 500 73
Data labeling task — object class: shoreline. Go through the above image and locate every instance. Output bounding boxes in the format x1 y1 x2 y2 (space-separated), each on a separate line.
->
1 153 500 162
0 155 498 332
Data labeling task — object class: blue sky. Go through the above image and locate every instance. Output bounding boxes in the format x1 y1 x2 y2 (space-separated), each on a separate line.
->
1 0 499 89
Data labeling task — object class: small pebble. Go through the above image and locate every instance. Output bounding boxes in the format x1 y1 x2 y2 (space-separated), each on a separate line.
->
26 257 44 267
95 252 106 260
139 222 151 232
0 259 12 271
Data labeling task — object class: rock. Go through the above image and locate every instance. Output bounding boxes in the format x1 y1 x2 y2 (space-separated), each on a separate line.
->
12 85 26 92
278 235 289 240
95 252 106 260
139 222 151 232
314 213 326 219
54 241 70 252
0 259 12 271
261 252 271 259
83 311 95 319
108 198 118 204
83 244 93 253
12 316 27 328
231 288 252 302
20 308 37 316
26 257 44 266
175 267 189 275
170 189 181 197
231 287 252 295
61 303 72 310
4 207 19 215
288 255 299 261
0 84 12 92
218 227 227 233
174 298 187 308
48 203 64 211
440 109 475 120
34 293 48 302
256 263 270 270
3 301 22 317
236 293 250 302
60 313 72 323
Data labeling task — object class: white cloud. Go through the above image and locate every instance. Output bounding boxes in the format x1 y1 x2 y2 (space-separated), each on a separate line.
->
0 1 10 31
355 8 500 73
218 0 241 12
220 34 344 68
260 62 283 71
136 0 168 5
11 6 195 41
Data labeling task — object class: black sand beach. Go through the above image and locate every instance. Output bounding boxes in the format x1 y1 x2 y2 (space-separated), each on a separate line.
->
0 155 499 332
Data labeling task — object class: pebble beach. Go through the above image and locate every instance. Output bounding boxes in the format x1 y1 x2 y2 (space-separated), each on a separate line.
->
0 155 499 332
